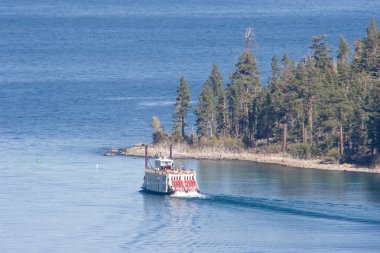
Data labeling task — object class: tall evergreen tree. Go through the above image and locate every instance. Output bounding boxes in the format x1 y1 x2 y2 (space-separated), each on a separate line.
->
310 34 333 71
206 64 224 98
335 35 353 156
173 76 191 141
347 74 369 160
353 19 380 76
216 88 228 136
296 56 322 146
367 79 380 162
272 54 300 152
258 55 280 143
349 20 379 163
363 19 380 77
202 64 227 136
194 84 215 137
227 49 261 145
310 34 344 154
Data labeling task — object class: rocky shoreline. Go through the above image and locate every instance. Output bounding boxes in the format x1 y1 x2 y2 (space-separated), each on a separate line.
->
107 144 380 174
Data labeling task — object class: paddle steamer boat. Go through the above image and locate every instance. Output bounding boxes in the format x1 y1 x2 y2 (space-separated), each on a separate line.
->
141 145 200 194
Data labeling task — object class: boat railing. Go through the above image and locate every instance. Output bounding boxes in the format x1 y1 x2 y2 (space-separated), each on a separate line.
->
145 168 195 175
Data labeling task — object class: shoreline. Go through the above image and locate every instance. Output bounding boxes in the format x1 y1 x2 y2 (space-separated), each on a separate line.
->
112 144 380 174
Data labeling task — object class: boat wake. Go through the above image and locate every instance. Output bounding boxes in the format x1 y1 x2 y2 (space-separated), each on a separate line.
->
171 191 207 199
196 194 380 225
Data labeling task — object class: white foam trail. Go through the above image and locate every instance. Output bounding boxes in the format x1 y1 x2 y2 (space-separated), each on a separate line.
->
138 101 174 107
171 191 206 199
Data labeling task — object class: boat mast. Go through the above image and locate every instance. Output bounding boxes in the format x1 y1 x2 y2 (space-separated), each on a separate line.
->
145 144 148 169
245 27 251 50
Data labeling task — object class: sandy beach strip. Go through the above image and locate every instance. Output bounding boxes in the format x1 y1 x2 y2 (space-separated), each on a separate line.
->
117 144 380 174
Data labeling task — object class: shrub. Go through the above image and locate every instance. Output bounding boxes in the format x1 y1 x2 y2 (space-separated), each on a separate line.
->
326 148 340 160
256 144 283 154
319 148 339 164
287 143 312 159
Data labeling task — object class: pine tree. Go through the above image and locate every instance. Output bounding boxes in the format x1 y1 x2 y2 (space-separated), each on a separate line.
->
367 79 380 163
216 88 228 136
173 76 191 141
347 74 369 160
202 64 227 136
194 84 215 137
310 34 333 71
363 19 380 77
227 49 261 145
151 116 166 144
335 35 353 157
353 19 380 77
273 54 299 152
348 19 379 163
258 55 280 143
337 35 349 64
310 34 344 155
296 56 322 147
206 64 224 98
294 61 308 143
352 39 365 73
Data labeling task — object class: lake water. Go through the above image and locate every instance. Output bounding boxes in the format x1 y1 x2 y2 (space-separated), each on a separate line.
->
1 0 380 252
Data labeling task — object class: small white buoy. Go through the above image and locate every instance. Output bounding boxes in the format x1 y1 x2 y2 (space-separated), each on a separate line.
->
96 163 99 173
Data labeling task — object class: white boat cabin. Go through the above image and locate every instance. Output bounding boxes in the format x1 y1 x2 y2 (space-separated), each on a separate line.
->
154 158 174 170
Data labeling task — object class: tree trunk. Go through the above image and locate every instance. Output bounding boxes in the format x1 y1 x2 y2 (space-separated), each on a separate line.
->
307 100 313 145
282 123 287 153
210 112 214 136
339 123 344 156
181 116 185 139
302 121 306 143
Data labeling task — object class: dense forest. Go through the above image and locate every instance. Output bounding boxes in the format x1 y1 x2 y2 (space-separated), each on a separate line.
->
152 19 380 165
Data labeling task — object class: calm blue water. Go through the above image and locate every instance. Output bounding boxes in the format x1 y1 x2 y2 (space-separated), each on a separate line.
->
1 0 380 252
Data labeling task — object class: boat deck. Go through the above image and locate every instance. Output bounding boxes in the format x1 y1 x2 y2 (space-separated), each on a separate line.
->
144 168 196 175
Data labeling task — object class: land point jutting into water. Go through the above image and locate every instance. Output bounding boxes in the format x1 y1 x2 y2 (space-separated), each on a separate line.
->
111 19 380 172
108 143 380 174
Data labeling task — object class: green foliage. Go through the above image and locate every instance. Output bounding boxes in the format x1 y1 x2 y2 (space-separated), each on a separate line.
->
287 143 312 159
353 19 380 77
195 64 227 138
207 64 225 98
227 49 261 144
216 89 228 136
326 148 340 161
194 84 215 137
257 143 283 154
198 136 244 151
367 79 380 158
173 76 191 141
168 20 379 165
337 35 349 63
310 34 333 71
151 116 166 144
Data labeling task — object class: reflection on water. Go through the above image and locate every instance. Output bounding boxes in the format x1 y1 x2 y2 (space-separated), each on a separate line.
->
179 159 380 204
